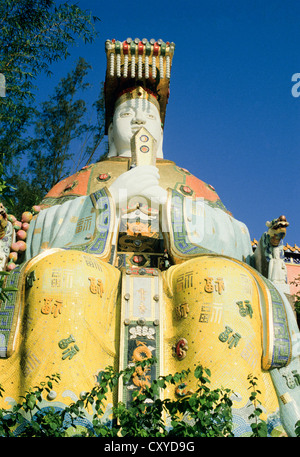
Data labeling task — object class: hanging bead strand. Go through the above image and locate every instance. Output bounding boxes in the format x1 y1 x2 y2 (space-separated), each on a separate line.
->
130 40 136 78
152 40 159 79
115 41 121 77
145 40 151 79
138 40 144 79
123 40 129 78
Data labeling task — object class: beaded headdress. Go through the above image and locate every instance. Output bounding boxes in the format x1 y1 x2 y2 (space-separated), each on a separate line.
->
104 38 175 133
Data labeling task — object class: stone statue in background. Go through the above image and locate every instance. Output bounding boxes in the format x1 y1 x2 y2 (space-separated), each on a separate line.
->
0 203 15 271
0 38 299 437
253 215 290 293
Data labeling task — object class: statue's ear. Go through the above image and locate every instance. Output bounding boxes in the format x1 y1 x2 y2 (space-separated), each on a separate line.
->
107 123 117 157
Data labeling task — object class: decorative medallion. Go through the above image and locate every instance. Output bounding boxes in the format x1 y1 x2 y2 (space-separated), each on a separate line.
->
140 134 149 142
62 181 78 193
174 338 188 360
180 185 193 196
97 173 111 182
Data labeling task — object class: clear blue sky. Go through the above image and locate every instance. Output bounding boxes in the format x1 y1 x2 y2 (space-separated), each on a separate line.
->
34 0 300 245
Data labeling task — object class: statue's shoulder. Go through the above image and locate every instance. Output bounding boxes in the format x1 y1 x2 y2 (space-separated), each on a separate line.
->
39 158 130 208
157 159 229 211
40 157 228 214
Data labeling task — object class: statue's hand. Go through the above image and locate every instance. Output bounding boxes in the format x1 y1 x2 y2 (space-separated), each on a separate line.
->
109 165 167 206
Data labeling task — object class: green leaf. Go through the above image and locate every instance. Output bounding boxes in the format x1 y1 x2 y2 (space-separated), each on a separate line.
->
27 393 36 410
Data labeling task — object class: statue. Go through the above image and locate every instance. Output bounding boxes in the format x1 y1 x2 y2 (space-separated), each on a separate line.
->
253 216 290 293
0 203 15 271
0 38 300 437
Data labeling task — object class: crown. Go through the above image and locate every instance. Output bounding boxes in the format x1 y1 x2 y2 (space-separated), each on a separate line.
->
104 38 175 133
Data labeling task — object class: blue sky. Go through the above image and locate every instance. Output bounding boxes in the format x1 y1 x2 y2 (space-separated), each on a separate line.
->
33 0 299 245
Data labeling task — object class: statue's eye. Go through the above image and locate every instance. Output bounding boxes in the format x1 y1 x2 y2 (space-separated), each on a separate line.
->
120 111 132 118
147 114 156 120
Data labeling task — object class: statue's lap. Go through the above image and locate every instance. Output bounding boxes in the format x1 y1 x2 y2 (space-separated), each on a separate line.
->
0 249 121 409
162 256 279 421
0 251 279 428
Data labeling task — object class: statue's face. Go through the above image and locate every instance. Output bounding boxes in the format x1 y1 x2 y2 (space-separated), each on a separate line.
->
108 98 163 157
269 228 286 246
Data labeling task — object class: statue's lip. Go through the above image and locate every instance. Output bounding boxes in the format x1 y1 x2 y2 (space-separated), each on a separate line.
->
131 125 145 132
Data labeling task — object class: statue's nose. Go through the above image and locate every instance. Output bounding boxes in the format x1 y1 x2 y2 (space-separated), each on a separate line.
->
132 110 146 124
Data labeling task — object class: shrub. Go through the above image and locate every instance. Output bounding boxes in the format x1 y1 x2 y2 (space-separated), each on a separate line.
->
0 361 235 437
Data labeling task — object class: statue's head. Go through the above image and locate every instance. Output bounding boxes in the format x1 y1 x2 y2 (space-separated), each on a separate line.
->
266 215 289 246
107 87 163 158
104 38 175 159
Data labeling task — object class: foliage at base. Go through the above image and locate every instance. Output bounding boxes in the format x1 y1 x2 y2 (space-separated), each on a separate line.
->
0 360 296 437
